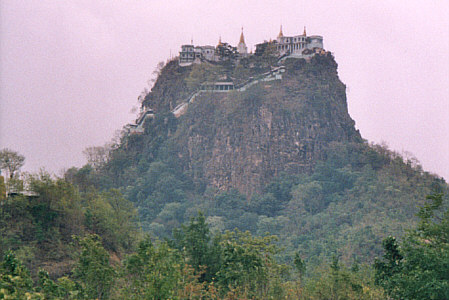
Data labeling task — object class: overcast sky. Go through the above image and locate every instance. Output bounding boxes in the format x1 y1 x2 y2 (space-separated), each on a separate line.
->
1 0 448 180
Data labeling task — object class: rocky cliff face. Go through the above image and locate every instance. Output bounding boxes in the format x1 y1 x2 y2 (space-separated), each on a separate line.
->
144 54 361 196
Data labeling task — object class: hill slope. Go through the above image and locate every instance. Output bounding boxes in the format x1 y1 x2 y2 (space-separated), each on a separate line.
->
77 53 447 265
139 54 361 195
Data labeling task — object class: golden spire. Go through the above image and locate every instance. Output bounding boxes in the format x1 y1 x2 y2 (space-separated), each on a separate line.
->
239 27 245 44
303 26 306 36
278 25 284 38
218 36 222 47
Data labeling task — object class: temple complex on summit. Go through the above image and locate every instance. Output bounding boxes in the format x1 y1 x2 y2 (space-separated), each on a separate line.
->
178 26 324 66
127 26 327 134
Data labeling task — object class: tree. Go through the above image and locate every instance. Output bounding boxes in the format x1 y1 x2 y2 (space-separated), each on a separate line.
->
185 64 224 90
216 230 283 297
121 237 183 299
233 63 250 84
289 181 324 214
27 172 84 244
215 43 238 61
36 269 79 299
374 193 449 299
84 189 138 252
303 258 384 299
0 148 25 180
72 235 115 300
173 212 221 282
261 41 279 67
294 251 306 280
0 175 5 202
83 145 111 171
0 251 41 299
254 41 278 67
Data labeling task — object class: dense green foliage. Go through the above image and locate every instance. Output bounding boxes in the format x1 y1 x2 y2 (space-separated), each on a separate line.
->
0 172 139 277
0 207 386 299
375 193 449 299
3 193 447 299
72 235 116 299
79 130 445 268
0 157 446 298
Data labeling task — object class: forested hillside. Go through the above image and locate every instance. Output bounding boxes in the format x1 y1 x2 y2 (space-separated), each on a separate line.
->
1 51 448 299
1 167 447 298
69 53 446 266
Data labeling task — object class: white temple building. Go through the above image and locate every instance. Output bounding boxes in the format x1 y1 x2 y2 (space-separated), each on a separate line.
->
275 26 324 57
179 44 218 66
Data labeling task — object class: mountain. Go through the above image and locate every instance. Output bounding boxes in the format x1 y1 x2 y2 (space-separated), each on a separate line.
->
2 42 448 299
138 54 361 196
75 51 446 265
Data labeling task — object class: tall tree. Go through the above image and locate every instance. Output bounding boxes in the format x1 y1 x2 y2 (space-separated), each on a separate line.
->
83 145 111 171
121 237 183 299
0 148 25 180
72 235 115 300
173 212 221 282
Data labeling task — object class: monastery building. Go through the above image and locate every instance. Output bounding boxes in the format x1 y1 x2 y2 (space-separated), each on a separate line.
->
179 26 324 66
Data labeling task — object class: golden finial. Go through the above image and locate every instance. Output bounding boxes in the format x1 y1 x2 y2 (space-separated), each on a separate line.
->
278 25 284 38
239 27 245 44
218 36 222 46
303 26 306 36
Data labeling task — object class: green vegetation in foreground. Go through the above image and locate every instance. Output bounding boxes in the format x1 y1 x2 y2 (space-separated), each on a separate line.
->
374 193 449 299
0 150 448 298
1 169 448 298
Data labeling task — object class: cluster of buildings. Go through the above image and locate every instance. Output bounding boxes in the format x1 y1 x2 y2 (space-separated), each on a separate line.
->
178 30 248 66
126 27 326 134
179 26 324 66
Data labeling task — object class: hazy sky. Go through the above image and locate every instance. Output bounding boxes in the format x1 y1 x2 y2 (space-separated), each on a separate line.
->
1 0 448 180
